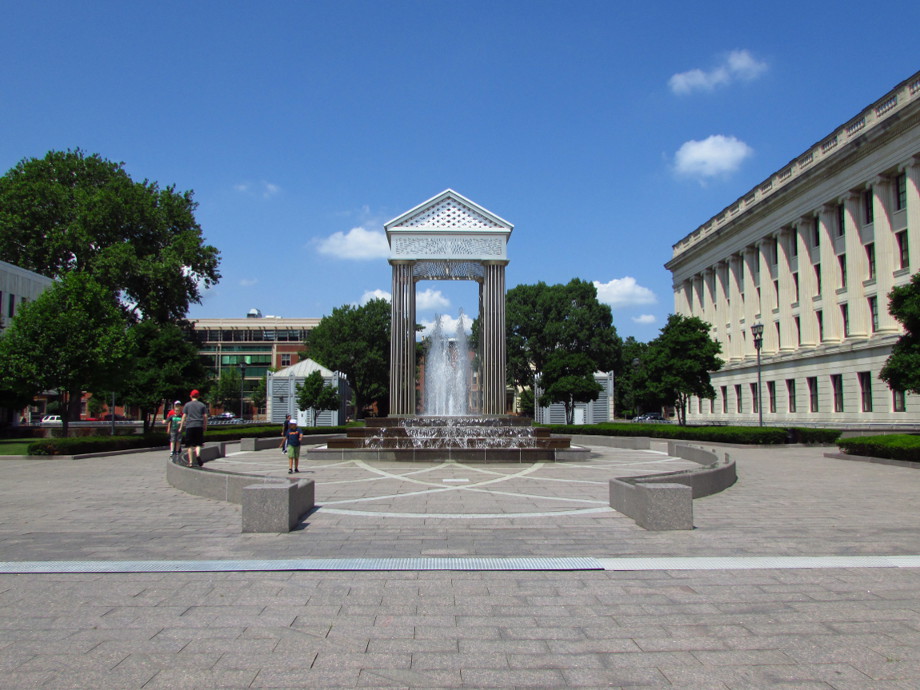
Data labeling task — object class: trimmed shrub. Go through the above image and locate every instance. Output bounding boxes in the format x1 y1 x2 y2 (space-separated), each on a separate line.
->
788 427 842 444
837 434 920 463
28 433 169 456
540 423 830 445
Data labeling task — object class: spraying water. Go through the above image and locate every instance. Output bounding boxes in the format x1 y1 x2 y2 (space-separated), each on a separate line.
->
423 311 471 416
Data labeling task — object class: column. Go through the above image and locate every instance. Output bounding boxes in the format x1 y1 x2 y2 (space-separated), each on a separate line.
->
388 261 416 416
905 156 920 271
480 261 507 415
776 227 796 352
819 204 842 343
743 246 760 358
795 218 817 347
844 191 869 337
728 254 744 361
757 240 778 353
872 176 899 333
714 261 730 355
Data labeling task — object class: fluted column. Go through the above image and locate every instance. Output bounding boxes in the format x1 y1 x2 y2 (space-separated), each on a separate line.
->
905 156 920 270
844 192 869 337
872 176 899 333
776 228 796 352
818 204 842 343
742 246 759 358
389 261 416 416
757 240 777 353
480 261 507 415
728 254 744 361
795 218 818 347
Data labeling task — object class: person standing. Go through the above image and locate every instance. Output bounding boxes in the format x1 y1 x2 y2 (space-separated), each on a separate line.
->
179 389 208 467
166 400 183 461
280 414 292 453
285 419 302 474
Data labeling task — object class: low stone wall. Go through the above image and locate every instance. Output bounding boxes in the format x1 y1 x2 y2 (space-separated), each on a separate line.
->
608 442 736 530
166 445 315 532
241 435 343 452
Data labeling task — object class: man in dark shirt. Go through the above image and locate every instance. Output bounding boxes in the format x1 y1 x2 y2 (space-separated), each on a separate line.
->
179 389 208 467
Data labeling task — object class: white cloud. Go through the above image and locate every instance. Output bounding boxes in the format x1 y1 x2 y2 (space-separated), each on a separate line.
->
359 289 391 305
593 277 657 309
669 49 767 95
314 226 389 260
631 314 656 325
239 278 258 287
673 135 753 179
418 314 471 338
233 180 281 198
416 288 450 311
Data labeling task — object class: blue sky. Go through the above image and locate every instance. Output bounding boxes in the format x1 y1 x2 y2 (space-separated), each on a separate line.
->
2 1 919 341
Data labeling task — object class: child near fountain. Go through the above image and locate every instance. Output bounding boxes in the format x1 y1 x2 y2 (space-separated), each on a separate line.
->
285 419 302 474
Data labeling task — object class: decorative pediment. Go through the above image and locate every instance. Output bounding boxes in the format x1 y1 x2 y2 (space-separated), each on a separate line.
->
385 189 513 233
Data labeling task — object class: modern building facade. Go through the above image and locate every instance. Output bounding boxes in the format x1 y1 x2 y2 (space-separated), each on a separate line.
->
666 71 920 428
189 310 319 416
0 260 53 335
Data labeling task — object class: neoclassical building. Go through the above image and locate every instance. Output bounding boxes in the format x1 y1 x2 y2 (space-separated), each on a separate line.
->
666 70 920 428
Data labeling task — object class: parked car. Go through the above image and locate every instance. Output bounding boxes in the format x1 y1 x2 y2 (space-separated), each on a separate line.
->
100 413 130 421
213 412 237 419
40 415 62 424
632 412 669 423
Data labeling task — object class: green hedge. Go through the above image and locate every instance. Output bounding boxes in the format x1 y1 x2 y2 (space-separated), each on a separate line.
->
541 423 840 445
836 434 920 463
27 425 352 456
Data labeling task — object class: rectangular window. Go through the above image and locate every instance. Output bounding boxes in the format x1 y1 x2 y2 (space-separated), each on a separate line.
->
816 310 824 342
787 379 797 413
893 388 906 412
868 296 879 332
896 173 907 211
831 374 844 412
767 380 776 413
7 293 14 318
710 396 715 414
838 253 847 288
751 383 759 413
866 243 876 280
897 231 909 270
773 279 779 308
772 239 779 264
775 321 781 349
841 303 850 338
792 272 800 302
863 187 874 224
735 384 742 414
858 371 873 412
791 237 798 257
794 316 801 346
813 223 820 247
808 377 819 412
721 386 728 413
280 354 292 367
814 263 822 296
836 203 846 236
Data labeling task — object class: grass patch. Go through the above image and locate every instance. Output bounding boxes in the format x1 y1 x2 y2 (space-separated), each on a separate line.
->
0 438 36 455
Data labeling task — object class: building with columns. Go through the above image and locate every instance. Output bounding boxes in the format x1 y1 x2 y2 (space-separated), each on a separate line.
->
666 70 920 427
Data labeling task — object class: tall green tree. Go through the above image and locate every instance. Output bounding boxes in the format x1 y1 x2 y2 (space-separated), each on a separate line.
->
643 314 722 425
296 370 340 426
506 279 621 417
215 367 242 415
119 320 210 432
0 149 221 323
881 272 920 392
0 273 131 434
304 298 390 418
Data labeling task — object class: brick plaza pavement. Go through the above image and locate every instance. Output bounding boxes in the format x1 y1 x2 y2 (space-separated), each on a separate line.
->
1 442 920 687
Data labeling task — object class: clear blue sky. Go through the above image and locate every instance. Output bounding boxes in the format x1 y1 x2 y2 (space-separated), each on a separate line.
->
2 1 918 341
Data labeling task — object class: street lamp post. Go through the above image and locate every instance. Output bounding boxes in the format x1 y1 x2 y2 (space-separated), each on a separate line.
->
237 362 246 420
751 323 764 427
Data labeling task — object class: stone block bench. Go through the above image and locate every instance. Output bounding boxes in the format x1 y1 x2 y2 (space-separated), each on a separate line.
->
599 439 736 531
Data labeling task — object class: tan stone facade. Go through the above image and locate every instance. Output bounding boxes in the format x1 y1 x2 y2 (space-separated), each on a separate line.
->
666 71 920 428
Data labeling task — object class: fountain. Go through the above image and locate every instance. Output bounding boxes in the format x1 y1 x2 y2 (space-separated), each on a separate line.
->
422 312 471 416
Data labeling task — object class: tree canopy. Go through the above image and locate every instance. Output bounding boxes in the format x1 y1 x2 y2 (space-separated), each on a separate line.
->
881 272 920 393
0 149 221 323
296 370 340 426
304 298 390 418
643 314 722 425
506 278 621 420
119 320 210 432
0 273 131 434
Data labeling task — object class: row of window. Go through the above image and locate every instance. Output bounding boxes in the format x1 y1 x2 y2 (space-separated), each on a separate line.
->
695 373 905 415
197 328 311 343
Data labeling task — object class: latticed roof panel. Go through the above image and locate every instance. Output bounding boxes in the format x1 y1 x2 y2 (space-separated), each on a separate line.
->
402 198 503 229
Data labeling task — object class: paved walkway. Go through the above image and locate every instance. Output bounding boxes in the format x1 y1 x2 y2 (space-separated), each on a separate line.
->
1 442 919 687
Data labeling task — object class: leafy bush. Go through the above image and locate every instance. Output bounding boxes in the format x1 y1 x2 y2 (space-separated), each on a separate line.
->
788 427 842 444
837 434 920 463
28 433 169 456
541 423 810 445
